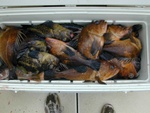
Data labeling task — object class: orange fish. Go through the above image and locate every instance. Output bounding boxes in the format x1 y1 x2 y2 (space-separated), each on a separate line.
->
0 27 24 68
44 59 119 84
46 37 100 71
118 58 140 79
105 24 131 41
78 20 107 60
103 34 142 58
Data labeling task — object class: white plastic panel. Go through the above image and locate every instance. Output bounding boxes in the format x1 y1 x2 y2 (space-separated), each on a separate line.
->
78 92 150 113
0 0 150 7
0 91 76 113
0 7 150 92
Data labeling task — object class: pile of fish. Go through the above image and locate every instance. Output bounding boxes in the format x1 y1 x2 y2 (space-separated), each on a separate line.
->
0 20 142 83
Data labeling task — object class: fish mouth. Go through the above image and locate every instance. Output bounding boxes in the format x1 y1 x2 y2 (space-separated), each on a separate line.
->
70 32 74 38
45 37 53 43
61 31 74 41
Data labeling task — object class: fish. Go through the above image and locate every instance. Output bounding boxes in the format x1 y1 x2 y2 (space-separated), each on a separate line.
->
105 24 131 41
118 58 140 79
22 20 74 42
78 20 107 60
0 27 24 68
15 66 44 81
44 66 96 81
103 33 142 58
14 40 47 63
17 50 59 73
27 40 47 52
95 59 120 83
46 37 100 71
44 59 119 84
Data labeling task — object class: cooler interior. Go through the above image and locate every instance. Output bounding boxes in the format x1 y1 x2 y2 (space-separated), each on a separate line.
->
0 7 150 91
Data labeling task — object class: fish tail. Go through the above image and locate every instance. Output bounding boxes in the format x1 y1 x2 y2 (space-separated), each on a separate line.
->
132 24 142 32
88 60 101 71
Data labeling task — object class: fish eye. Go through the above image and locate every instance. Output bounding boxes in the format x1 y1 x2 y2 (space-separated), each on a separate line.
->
129 73 134 79
95 20 100 24
110 65 115 70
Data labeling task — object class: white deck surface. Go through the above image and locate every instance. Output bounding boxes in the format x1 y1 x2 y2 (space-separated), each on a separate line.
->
0 91 150 113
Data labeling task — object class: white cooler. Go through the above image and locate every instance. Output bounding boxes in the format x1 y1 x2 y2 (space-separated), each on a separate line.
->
0 0 150 92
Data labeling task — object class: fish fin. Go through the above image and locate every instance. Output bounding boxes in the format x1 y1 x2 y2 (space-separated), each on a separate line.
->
60 23 83 31
100 51 115 60
89 60 101 71
131 24 142 37
14 30 26 49
44 70 56 80
95 76 106 84
90 38 101 56
103 33 114 45
120 36 129 40
104 40 114 45
67 34 79 49
129 35 137 43
74 66 88 73
109 58 122 70
103 33 112 41
21 24 33 29
63 46 75 57
15 43 29 59
120 33 131 40
132 24 142 32
28 50 39 59
40 20 54 28
55 63 69 71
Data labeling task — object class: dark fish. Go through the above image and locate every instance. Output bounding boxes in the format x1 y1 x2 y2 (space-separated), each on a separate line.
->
14 40 47 63
78 20 107 60
17 50 59 73
22 20 73 42
46 37 100 71
28 40 47 52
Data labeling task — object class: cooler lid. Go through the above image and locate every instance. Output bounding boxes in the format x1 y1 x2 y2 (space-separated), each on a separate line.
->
0 0 150 7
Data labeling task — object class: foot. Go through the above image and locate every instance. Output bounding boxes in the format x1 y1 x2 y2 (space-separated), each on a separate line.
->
101 104 115 113
45 93 63 113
